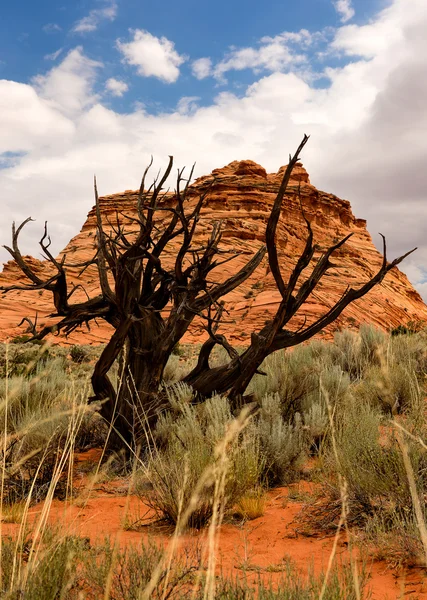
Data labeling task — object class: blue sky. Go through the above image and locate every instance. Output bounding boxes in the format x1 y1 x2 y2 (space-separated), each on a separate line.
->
1 0 383 111
1 0 427 297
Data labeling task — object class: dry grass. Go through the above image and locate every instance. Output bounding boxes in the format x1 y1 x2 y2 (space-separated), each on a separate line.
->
234 487 267 520
0 500 27 524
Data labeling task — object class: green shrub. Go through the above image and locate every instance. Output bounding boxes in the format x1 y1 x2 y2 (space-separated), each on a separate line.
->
0 343 61 378
138 395 263 528
332 325 386 381
70 344 90 363
319 399 427 532
82 537 199 600
361 511 424 568
0 357 103 504
10 334 43 345
0 534 87 599
248 348 321 422
355 363 423 416
257 393 307 484
391 320 425 336
162 355 191 384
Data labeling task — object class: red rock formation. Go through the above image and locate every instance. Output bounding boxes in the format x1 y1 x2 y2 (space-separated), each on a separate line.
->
1 160 426 345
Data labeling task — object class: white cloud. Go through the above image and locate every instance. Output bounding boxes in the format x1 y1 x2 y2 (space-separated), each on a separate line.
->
44 48 63 61
332 19 403 57
72 1 117 33
2 0 427 303
213 29 315 81
43 23 62 34
0 81 74 154
117 29 186 83
176 96 200 115
105 77 129 97
32 47 102 117
191 57 212 80
333 0 355 23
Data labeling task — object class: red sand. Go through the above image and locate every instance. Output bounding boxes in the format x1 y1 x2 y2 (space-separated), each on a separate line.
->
2 450 427 599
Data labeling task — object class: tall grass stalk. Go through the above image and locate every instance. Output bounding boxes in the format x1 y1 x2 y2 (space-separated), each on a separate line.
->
0 343 9 592
203 407 254 600
0 342 101 596
394 424 427 567
139 406 253 600
319 381 361 600
19 392 89 592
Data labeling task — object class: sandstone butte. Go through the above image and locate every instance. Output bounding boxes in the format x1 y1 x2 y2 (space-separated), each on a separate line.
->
1 159 427 346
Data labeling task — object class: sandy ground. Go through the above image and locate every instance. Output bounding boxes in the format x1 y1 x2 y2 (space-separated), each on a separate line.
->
2 449 427 599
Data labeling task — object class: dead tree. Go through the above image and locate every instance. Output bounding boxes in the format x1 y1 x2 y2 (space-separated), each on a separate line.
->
0 136 416 448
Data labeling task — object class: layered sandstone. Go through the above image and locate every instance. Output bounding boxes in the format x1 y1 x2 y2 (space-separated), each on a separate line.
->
0 160 426 345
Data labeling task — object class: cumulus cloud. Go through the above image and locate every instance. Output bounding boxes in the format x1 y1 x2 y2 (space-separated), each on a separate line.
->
2 0 427 301
72 1 117 34
105 77 129 97
32 47 102 116
191 57 212 80
117 29 186 83
176 96 200 115
333 0 355 23
213 29 316 81
0 81 74 154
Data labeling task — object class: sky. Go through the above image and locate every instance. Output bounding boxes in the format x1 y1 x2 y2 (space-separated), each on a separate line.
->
1 0 427 298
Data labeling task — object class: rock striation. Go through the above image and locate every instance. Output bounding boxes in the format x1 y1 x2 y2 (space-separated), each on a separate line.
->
1 160 426 345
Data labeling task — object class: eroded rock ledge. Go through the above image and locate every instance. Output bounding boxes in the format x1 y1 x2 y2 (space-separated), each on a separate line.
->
1 160 425 345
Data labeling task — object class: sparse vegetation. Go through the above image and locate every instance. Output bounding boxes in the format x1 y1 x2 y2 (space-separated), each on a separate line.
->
69 344 91 364
0 343 104 504
234 486 267 520
2 324 427 595
0 527 369 599
137 394 264 527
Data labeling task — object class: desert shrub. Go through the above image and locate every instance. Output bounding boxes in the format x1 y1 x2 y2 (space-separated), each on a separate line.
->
0 358 103 503
319 399 427 532
248 348 321 422
317 366 351 406
0 343 65 378
330 330 363 380
360 511 424 568
82 537 199 600
302 366 350 448
391 324 412 336
138 395 263 527
303 402 329 452
389 329 427 382
332 325 386 381
162 354 190 384
359 324 387 363
69 344 90 363
257 393 307 485
355 363 423 416
1 530 367 599
1 532 198 600
172 342 184 356
213 562 367 600
391 320 425 336
10 334 43 345
0 534 87 600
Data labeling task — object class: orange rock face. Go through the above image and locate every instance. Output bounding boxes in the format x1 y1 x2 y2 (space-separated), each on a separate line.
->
0 160 426 345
